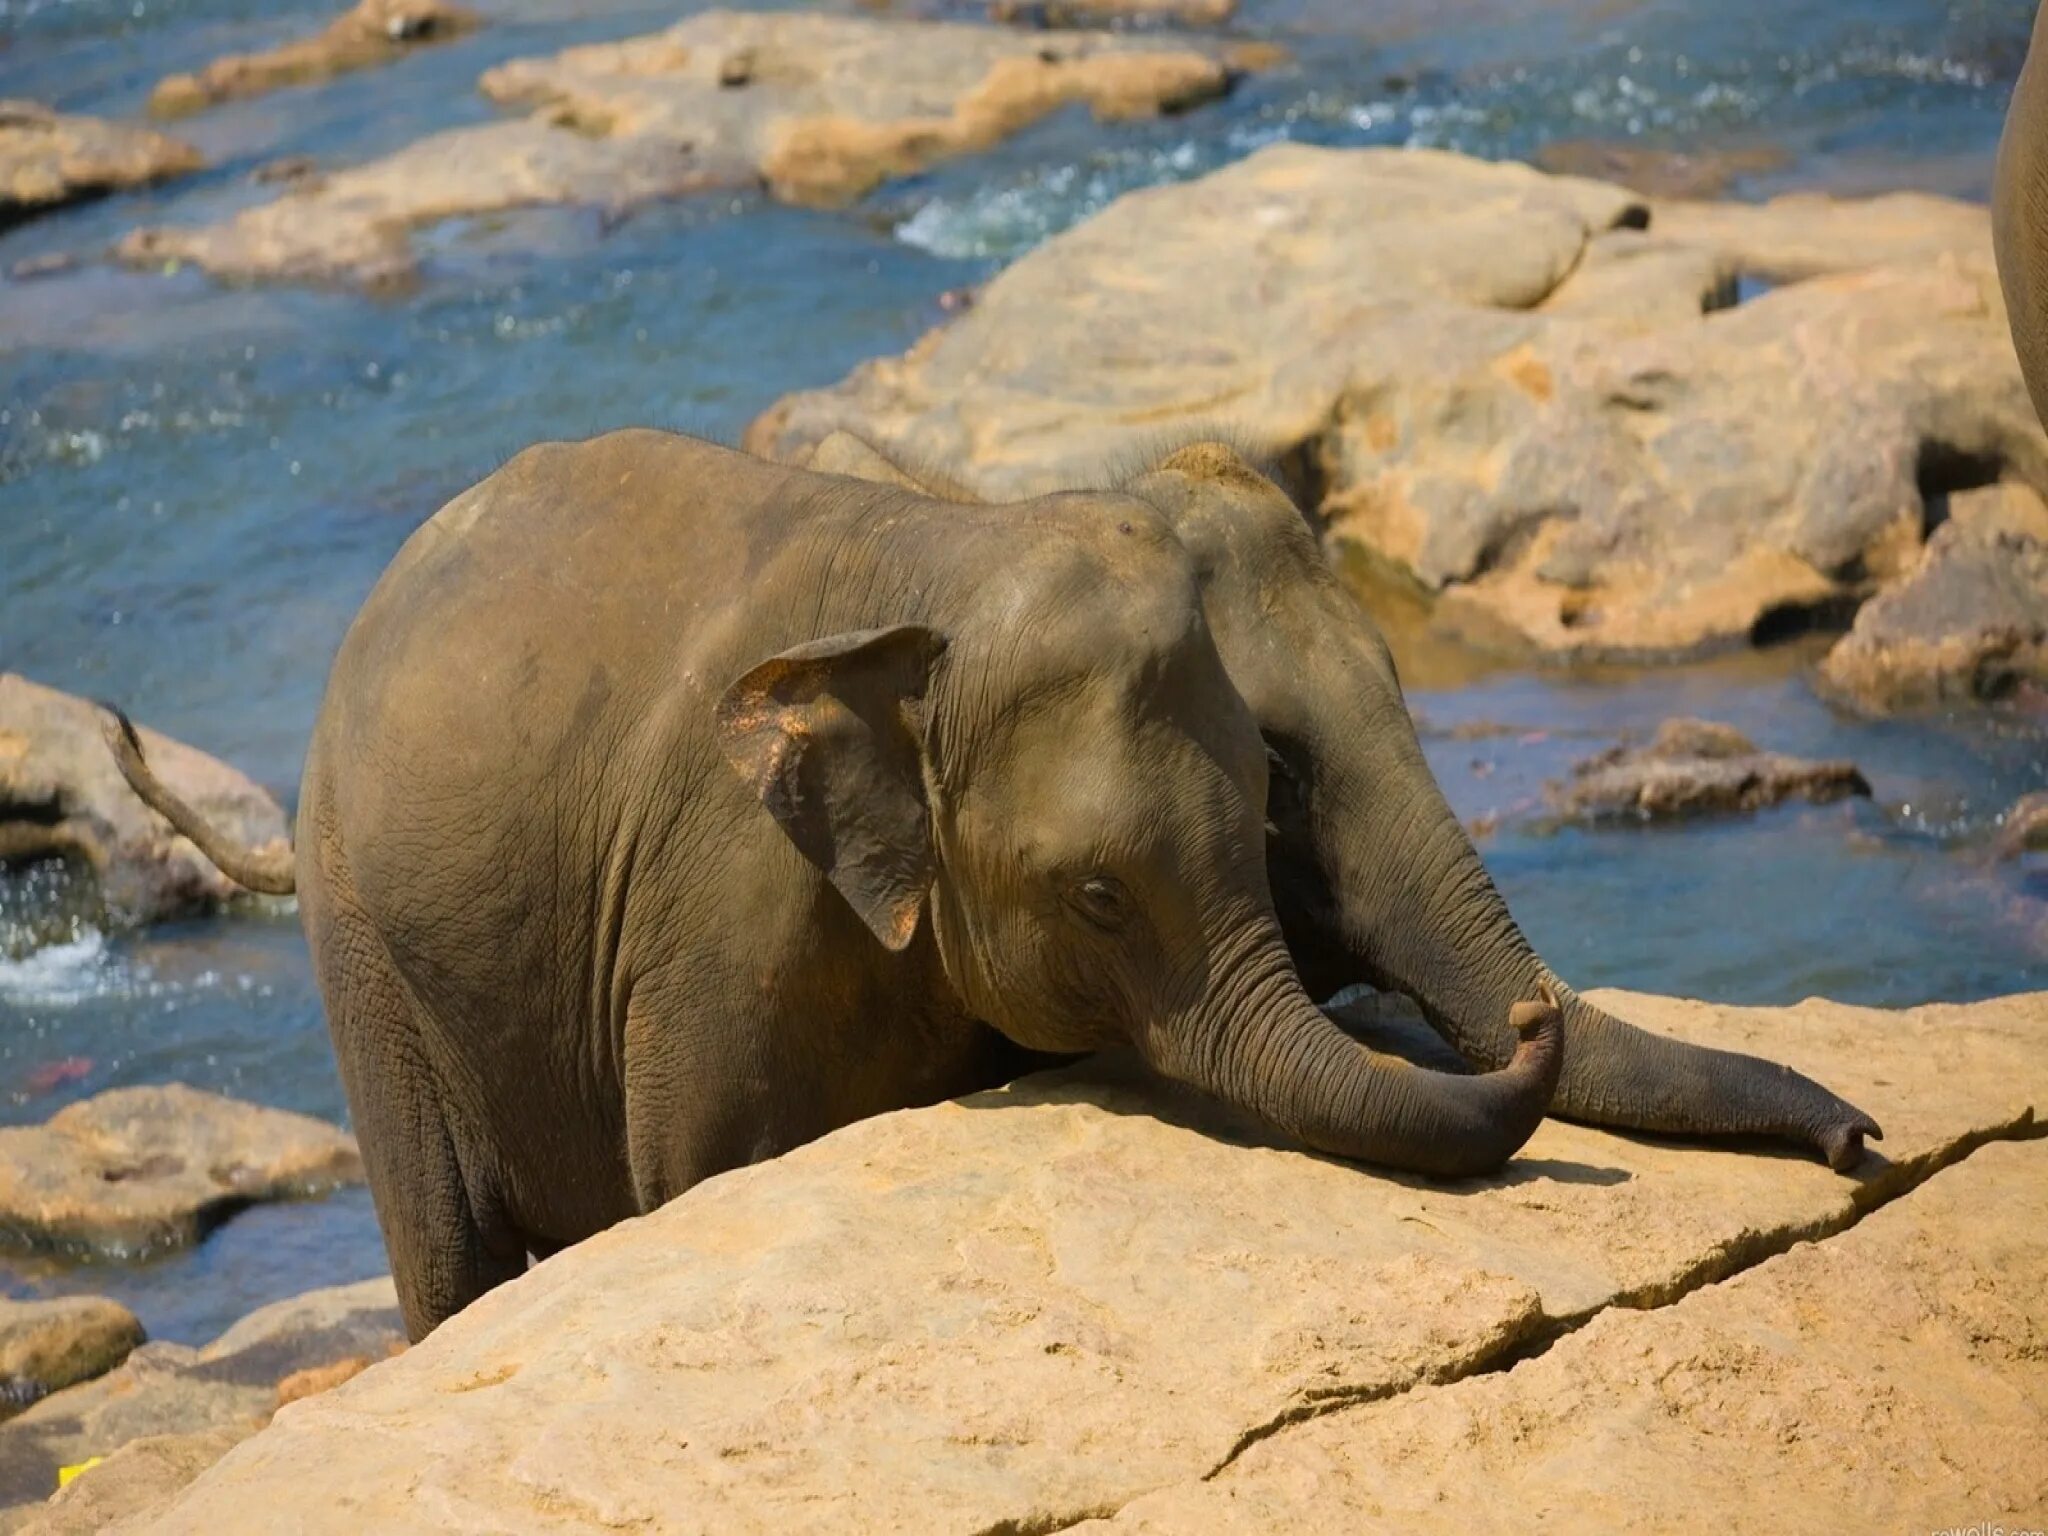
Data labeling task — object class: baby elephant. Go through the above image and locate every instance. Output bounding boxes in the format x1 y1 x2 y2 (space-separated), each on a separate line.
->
111 430 1563 1340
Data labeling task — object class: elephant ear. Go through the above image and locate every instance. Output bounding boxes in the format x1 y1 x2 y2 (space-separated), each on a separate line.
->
715 625 947 951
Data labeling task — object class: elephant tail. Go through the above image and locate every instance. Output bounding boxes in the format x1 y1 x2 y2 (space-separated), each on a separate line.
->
99 706 297 896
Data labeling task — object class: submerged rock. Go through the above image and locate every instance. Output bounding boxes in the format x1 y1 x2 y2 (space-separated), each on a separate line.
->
989 0 1239 25
148 0 479 117
752 144 2047 665
1547 718 1872 823
0 104 199 230
1532 138 1788 199
1817 482 2048 713
119 11 1254 287
0 1086 362 1258
0 1279 400 1529
1996 790 2048 860
0 1301 142 1419
92 989 2048 1533
0 674 289 929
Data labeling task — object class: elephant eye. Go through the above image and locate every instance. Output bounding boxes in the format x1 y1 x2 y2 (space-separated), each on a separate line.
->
1065 873 1131 933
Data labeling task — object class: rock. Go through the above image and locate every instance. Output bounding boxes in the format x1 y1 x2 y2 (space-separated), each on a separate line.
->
990 0 1237 26
1996 790 2048 860
0 103 200 230
0 1279 400 1527
101 990 2048 1534
1817 482 2048 713
148 0 480 118
1533 139 1788 200
15 1430 242 1536
751 144 2048 662
0 1086 363 1259
0 1302 142 1418
119 11 1254 287
1547 718 1872 823
1083 1138 2048 1534
0 674 290 930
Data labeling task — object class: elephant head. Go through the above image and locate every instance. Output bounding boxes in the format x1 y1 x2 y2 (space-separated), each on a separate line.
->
718 493 1562 1177
1122 443 1880 1170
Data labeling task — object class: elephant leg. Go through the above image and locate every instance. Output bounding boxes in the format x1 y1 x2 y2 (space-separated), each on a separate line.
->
312 899 526 1341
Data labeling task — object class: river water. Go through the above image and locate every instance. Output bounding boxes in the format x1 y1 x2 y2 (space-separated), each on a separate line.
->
1 0 2043 1342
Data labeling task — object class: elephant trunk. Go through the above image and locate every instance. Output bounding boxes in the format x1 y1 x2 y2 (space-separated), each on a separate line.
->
1146 931 1562 1179
1299 717 1879 1170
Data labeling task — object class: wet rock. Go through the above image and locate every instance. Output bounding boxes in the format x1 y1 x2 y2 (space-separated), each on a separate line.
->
148 0 479 118
1084 1139 2048 1534
100 989 2048 1534
1996 790 2048 860
989 0 1237 26
0 1279 400 1527
752 144 2047 662
1533 138 1788 199
0 674 289 928
0 1301 142 1418
1817 482 2048 713
0 103 200 230
1548 718 1871 823
0 1086 363 1258
120 11 1252 287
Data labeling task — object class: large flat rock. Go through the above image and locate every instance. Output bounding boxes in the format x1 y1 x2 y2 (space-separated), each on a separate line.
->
1084 1136 2048 1532
0 1086 362 1259
1 1279 401 1530
120 10 1253 287
0 673 290 930
110 990 2047 1534
751 143 2048 663
0 104 199 230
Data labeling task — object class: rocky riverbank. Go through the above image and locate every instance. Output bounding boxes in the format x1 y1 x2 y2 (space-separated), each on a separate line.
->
753 143 2048 701
29 989 2040 1533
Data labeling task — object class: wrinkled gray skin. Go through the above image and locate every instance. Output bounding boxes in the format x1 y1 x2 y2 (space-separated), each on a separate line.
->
1997 0 2048 429
112 430 1569 1342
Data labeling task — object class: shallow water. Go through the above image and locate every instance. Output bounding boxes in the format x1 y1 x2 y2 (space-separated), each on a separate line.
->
2 0 2044 1343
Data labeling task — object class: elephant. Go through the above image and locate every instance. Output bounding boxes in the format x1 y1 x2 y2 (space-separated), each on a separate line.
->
110 431 1877 1341
1997 0 2048 428
108 429 1565 1341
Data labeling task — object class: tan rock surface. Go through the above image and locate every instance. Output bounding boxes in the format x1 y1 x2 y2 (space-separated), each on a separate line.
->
107 989 2048 1534
1817 481 2048 713
0 104 199 229
1999 790 2048 859
120 10 1252 287
0 1086 362 1258
148 0 480 118
0 674 290 929
1084 1137 2048 1533
752 144 2048 661
0 1301 141 1418
1547 717 1871 823
0 1279 400 1530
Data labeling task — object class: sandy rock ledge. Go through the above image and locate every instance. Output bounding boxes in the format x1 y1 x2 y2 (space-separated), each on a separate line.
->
77 988 2048 1534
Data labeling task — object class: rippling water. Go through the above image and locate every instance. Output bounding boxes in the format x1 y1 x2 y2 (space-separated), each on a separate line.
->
2 0 2044 1341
